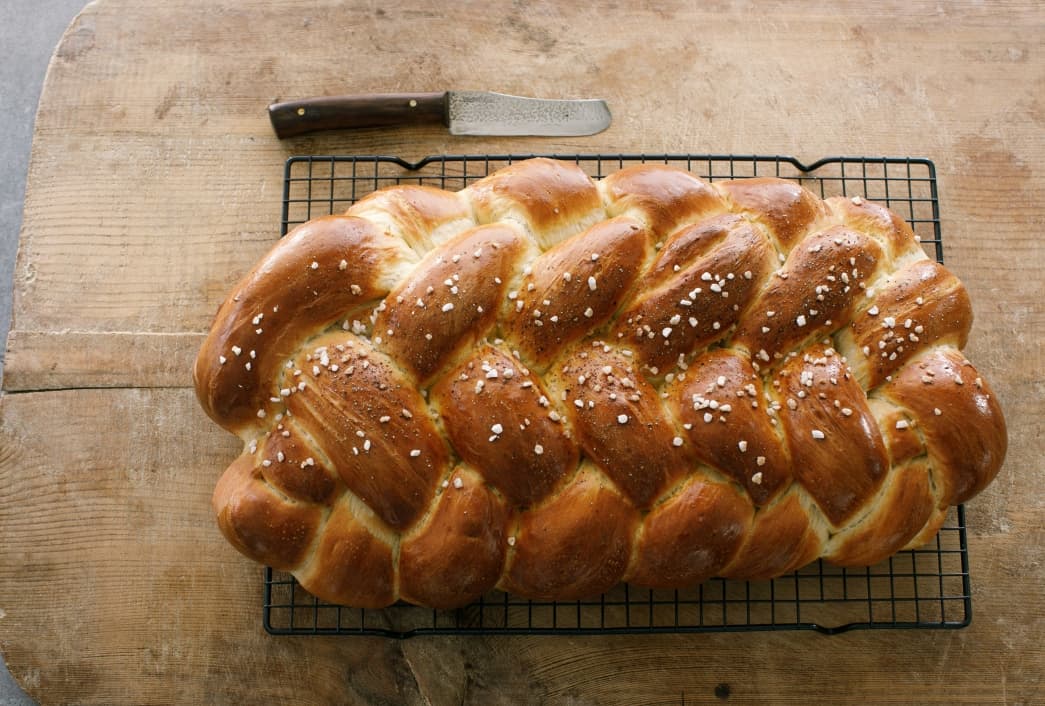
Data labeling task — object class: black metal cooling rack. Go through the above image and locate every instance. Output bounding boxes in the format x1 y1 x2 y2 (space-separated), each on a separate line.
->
280 153 943 263
266 153 968 638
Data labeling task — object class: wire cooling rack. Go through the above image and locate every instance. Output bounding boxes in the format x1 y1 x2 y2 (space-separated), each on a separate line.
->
266 154 969 638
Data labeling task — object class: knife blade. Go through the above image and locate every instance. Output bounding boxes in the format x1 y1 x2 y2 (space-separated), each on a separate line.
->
267 91 611 139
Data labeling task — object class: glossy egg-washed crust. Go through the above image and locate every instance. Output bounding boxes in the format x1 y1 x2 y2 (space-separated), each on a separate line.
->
194 158 1006 609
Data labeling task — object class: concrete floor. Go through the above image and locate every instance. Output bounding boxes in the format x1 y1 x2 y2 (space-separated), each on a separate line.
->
1 2 90 703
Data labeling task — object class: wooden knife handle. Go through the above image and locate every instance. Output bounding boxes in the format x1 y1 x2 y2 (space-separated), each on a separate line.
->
268 92 448 138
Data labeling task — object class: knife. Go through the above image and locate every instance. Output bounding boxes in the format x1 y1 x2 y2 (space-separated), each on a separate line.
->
267 90 611 139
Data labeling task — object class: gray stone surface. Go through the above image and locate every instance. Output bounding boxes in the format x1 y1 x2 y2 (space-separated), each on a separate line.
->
1 2 90 703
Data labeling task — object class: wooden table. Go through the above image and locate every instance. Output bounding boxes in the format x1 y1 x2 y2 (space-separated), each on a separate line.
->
1 1 1041 703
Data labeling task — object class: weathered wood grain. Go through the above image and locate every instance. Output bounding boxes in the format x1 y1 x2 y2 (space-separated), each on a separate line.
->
1 0 1042 703
3 331 202 391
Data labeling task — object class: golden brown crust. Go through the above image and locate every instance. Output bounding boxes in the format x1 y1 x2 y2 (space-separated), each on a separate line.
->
374 223 530 384
721 490 824 580
398 466 510 609
466 158 603 249
840 258 972 388
553 346 692 509
600 164 726 238
505 216 649 370
501 464 637 600
346 184 474 253
902 505 949 550
870 400 925 469
212 454 322 571
194 215 415 432
430 344 579 507
668 349 791 505
627 476 753 588
774 343 889 526
880 349 1007 505
196 158 1006 609
716 177 830 251
294 495 396 609
283 332 447 530
733 225 883 363
826 195 924 262
826 460 936 566
615 214 775 374
257 420 339 505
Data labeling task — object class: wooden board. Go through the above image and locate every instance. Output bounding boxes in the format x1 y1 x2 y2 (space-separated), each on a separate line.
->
1 1 1042 703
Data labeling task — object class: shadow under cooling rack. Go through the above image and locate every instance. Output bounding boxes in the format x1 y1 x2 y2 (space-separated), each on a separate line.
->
265 153 965 638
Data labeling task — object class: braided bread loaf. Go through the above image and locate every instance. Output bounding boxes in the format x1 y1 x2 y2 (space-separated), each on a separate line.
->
194 158 1006 609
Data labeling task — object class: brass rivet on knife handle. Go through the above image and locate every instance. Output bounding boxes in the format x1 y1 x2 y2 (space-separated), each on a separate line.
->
268 92 448 139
